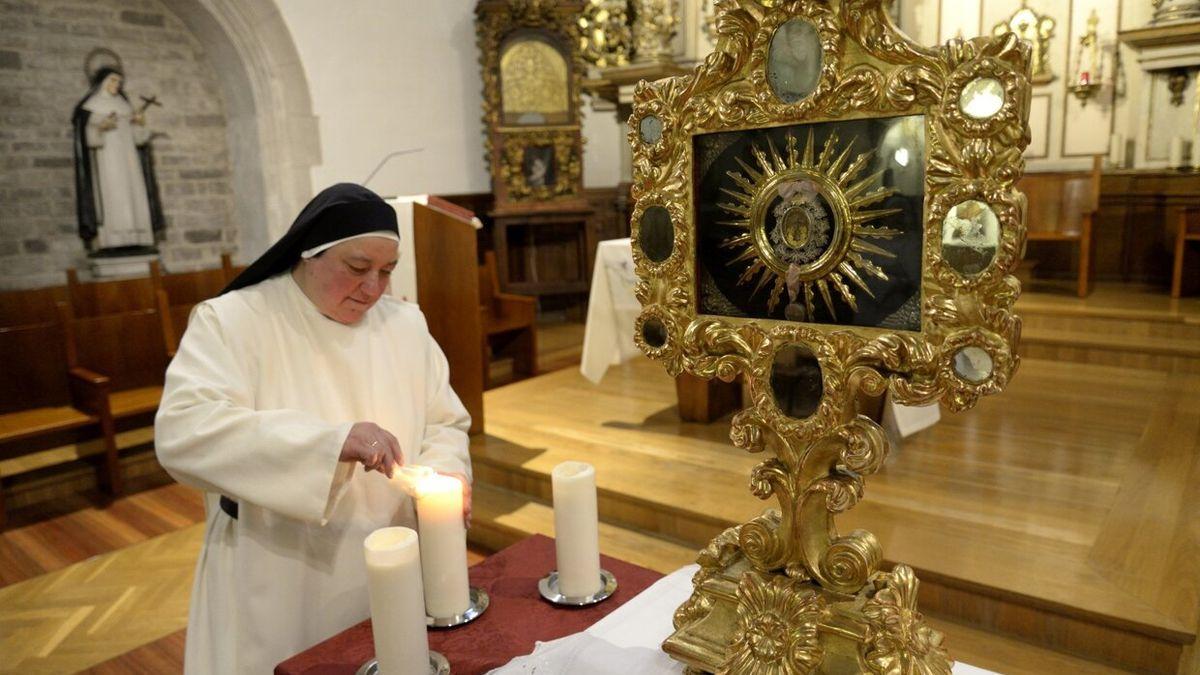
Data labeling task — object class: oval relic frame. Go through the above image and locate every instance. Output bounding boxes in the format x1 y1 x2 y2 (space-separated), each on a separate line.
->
628 1 1032 673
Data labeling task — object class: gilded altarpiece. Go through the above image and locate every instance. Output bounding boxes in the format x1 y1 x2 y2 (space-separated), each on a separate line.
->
477 0 596 297
478 0 588 210
628 1 1032 672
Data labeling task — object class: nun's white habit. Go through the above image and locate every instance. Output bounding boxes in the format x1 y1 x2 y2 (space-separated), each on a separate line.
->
155 184 471 674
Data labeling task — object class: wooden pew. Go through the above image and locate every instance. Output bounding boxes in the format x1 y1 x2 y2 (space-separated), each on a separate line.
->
479 250 537 387
0 286 67 328
60 299 172 426
0 313 118 526
1173 207 1200 298
150 253 238 354
1018 155 1103 297
63 307 170 423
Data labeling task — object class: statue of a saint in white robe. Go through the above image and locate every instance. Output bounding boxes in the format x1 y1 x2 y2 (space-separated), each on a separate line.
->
71 68 165 252
155 184 472 674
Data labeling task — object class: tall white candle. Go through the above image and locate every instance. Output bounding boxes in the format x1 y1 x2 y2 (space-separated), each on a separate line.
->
364 527 429 675
1169 136 1185 168
1108 133 1125 168
415 474 471 618
551 461 602 597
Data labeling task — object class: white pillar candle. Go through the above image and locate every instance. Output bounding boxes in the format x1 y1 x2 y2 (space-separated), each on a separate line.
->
551 461 602 597
1108 133 1125 168
415 474 471 618
1169 136 1185 168
364 527 429 675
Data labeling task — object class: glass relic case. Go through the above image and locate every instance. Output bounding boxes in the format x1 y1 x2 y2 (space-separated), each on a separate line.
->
627 0 1032 672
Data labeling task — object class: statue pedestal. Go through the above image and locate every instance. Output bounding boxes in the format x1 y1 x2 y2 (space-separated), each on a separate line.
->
88 252 159 279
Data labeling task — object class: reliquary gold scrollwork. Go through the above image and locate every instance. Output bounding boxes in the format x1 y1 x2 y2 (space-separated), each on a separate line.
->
628 0 1032 672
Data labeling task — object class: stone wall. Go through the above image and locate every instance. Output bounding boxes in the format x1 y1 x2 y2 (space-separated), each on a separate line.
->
0 0 235 289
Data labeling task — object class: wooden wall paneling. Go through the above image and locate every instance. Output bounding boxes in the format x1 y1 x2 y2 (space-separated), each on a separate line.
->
412 202 485 435
1096 171 1200 285
65 270 157 318
0 287 66 328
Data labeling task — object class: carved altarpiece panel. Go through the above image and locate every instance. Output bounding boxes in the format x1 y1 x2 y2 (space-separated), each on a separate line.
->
478 0 596 298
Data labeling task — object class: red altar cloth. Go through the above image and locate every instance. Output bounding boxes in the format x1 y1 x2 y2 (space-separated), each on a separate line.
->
275 534 664 675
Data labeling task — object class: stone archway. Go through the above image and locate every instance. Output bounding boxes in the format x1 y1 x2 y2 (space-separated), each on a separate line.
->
159 0 318 260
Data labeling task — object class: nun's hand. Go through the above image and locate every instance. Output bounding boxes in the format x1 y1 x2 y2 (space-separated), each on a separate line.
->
440 472 472 529
340 422 404 478
98 113 118 132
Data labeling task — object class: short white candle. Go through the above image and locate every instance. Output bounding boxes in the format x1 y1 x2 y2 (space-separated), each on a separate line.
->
415 474 471 619
364 527 429 675
551 461 602 597
1169 136 1185 168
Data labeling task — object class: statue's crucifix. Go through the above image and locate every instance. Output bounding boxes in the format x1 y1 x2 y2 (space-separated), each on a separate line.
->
137 94 162 115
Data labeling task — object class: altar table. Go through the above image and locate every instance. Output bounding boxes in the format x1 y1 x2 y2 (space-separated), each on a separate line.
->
274 534 662 675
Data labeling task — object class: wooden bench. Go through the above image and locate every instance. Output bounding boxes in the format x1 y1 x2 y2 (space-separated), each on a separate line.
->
150 253 238 354
479 250 537 387
1018 155 1103 297
1173 207 1200 298
0 286 67 328
0 314 118 527
59 265 177 430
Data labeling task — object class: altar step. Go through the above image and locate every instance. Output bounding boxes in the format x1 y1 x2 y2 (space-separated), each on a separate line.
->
469 439 1192 673
468 483 1137 675
471 359 1200 674
1017 285 1200 374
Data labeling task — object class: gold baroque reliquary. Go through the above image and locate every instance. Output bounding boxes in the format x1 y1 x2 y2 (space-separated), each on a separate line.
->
627 1 1032 672
477 0 589 214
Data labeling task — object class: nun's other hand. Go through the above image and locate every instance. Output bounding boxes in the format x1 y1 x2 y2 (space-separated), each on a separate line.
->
340 422 404 478
440 472 472 529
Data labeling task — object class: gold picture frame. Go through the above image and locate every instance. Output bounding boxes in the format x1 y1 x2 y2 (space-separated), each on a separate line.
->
628 0 1032 672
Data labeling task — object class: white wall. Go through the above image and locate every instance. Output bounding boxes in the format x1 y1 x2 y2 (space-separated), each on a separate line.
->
272 0 623 199
276 0 488 197
896 0 1186 171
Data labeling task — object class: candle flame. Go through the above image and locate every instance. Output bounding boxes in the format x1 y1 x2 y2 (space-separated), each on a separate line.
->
389 465 460 500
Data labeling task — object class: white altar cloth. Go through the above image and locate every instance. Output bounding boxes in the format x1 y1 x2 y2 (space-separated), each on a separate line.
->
580 238 642 384
489 564 995 674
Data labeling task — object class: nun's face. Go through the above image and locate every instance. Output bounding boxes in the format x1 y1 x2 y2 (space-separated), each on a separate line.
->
103 73 122 96
295 237 399 324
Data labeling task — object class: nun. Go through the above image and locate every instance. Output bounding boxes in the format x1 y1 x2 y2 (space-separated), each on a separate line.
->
155 183 472 674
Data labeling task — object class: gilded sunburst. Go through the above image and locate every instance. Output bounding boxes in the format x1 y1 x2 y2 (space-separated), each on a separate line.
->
716 128 902 319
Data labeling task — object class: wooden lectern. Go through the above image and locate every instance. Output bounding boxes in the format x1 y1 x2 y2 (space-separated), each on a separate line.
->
394 197 486 435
